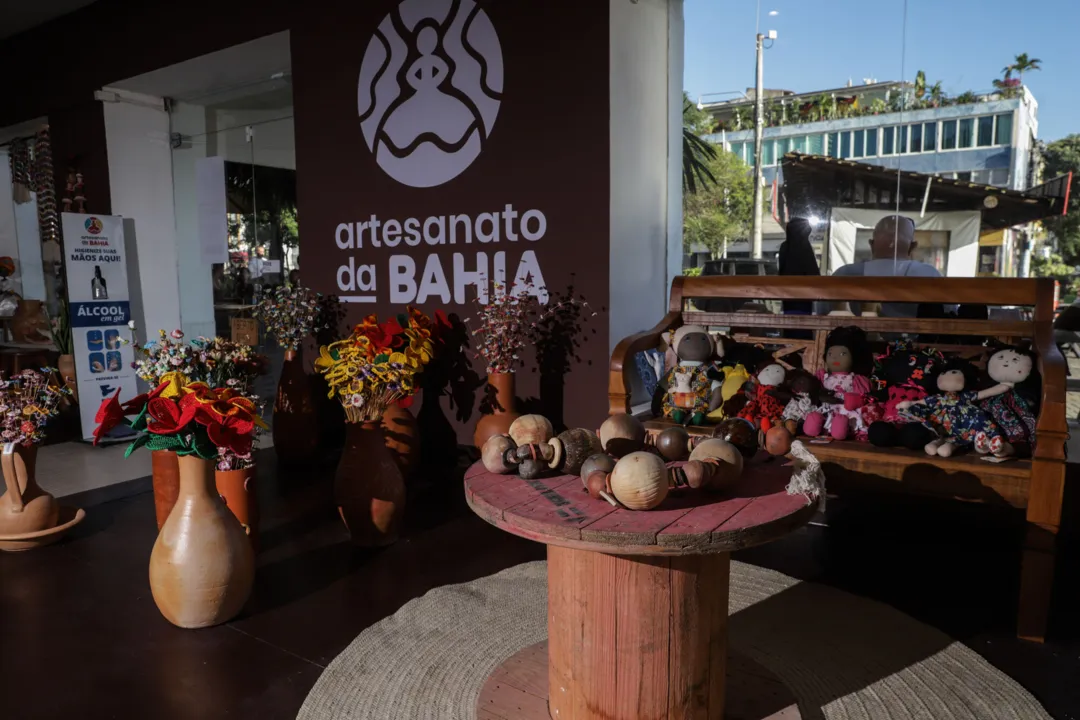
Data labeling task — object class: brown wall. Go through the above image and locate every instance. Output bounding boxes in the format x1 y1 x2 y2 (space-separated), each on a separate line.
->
292 0 612 438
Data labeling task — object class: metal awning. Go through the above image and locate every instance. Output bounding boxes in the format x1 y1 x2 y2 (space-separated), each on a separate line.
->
779 152 1071 230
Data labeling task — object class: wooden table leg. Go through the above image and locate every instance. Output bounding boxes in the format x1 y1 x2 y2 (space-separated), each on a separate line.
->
547 545 730 720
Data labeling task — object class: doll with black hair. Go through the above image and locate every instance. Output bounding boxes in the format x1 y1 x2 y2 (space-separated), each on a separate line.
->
977 345 1041 457
803 326 874 441
897 357 1012 457
865 341 944 450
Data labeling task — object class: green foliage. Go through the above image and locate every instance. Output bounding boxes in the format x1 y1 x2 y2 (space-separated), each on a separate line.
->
682 92 715 135
683 94 718 194
683 148 754 257
683 266 703 277
1031 252 1073 278
1042 135 1080 263
914 70 927 99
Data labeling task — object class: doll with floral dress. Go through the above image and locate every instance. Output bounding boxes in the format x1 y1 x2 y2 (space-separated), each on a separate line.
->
897 357 1013 457
803 326 875 441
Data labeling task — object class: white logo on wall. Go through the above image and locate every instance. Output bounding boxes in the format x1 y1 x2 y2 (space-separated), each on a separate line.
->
358 0 504 188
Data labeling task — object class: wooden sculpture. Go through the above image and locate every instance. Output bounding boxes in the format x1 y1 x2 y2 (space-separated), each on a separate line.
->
598 413 646 458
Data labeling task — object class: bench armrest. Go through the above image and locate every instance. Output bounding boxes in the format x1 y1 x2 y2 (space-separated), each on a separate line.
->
1033 328 1068 464
607 312 682 415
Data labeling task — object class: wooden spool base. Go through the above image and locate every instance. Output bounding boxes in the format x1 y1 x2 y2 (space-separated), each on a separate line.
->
477 641 801 720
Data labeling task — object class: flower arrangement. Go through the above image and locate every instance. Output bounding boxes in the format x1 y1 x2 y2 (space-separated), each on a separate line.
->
94 372 266 463
0 369 70 445
315 308 442 423
135 330 267 391
465 282 597 375
252 284 323 352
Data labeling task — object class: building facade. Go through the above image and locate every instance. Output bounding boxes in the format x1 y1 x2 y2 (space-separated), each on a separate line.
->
700 83 1040 275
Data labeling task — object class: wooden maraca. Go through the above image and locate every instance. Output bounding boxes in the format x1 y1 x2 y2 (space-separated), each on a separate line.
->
608 452 669 510
764 426 794 457
513 427 604 480
508 414 554 446
599 413 647 458
481 434 519 474
580 453 618 506
651 425 692 461
687 438 744 491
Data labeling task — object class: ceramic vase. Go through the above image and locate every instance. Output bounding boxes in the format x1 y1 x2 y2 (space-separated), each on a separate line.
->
381 402 419 473
149 454 254 629
335 422 406 547
0 444 58 536
10 299 50 344
215 466 259 552
473 372 520 449
273 349 318 465
151 450 180 530
57 354 78 403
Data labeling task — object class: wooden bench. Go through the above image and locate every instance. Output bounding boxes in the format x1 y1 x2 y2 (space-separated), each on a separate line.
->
609 276 1068 643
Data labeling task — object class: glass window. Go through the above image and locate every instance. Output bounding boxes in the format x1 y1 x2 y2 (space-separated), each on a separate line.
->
910 123 922 153
923 122 937 152
959 118 974 148
776 137 792 156
746 143 756 167
853 130 865 158
882 127 895 155
971 169 991 184
865 128 877 156
807 134 823 154
989 168 1010 186
762 140 775 166
957 171 972 182
729 142 741 160
995 113 1013 145
941 120 957 150
898 125 908 153
792 135 807 154
828 133 841 158
977 116 994 146
840 131 852 158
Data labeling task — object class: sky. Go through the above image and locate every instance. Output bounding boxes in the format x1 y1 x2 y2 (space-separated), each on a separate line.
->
684 0 1079 142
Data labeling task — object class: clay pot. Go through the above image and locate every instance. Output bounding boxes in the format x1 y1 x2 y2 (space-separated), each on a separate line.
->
11 299 50 344
609 452 669 510
0 444 58 536
335 422 406 547
599 414 646 458
57 354 78 403
149 454 254 629
764 426 794 457
381 402 419 473
151 450 180 530
473 372 520 448
273 349 318 465
215 466 259 552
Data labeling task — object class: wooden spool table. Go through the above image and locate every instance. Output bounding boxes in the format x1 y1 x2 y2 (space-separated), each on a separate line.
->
466 454 817 720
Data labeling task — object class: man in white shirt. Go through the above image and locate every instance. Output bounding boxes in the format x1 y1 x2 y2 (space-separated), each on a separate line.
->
823 215 943 318
248 246 268 282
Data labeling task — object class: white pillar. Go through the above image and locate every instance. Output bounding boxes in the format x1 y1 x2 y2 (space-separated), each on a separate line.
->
609 0 683 350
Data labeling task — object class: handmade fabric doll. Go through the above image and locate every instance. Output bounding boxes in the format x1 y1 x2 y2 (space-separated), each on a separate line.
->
737 363 789 432
653 325 721 425
804 326 873 441
977 346 1040 457
706 340 761 421
781 368 827 428
897 358 1012 457
866 341 944 450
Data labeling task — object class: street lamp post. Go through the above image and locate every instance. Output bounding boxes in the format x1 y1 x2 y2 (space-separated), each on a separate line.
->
751 29 777 260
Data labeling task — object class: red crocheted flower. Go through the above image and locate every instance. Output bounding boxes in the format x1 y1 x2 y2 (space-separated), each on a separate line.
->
120 380 169 415
92 390 125 446
146 396 197 435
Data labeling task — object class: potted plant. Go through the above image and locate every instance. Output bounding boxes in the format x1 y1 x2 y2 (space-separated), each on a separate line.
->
94 373 259 628
0 370 73 540
252 284 323 466
48 297 76 402
134 329 268 534
314 307 438 546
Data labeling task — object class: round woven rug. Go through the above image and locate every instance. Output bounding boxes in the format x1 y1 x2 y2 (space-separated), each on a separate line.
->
297 561 1049 720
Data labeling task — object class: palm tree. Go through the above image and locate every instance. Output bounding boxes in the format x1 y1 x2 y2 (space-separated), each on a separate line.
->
928 81 945 107
1010 53 1042 84
682 97 717 194
914 70 927 100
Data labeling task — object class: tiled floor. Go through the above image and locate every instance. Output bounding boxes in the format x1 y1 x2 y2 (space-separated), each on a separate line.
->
2 445 1079 720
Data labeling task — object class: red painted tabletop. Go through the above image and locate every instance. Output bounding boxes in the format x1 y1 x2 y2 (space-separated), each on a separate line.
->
464 455 818 556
